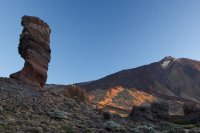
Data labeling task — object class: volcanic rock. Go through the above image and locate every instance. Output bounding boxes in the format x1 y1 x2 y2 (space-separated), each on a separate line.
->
129 102 169 122
74 57 200 116
150 102 169 121
10 15 51 88
129 105 152 121
174 102 200 124
183 102 200 115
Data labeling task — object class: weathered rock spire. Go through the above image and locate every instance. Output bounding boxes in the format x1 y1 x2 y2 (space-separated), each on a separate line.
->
10 15 51 88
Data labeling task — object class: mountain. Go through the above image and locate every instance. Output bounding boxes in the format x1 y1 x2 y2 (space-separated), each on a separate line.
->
75 56 200 116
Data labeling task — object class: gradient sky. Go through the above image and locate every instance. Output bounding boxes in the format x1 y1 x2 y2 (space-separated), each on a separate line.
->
0 0 200 84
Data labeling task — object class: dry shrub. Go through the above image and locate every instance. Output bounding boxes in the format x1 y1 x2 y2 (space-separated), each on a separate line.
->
64 85 87 102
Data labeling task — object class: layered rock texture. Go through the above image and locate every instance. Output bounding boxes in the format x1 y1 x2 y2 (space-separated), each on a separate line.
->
10 16 51 88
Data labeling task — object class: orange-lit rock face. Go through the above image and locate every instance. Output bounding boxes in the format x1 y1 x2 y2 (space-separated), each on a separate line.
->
88 86 157 117
10 16 51 88
97 86 124 108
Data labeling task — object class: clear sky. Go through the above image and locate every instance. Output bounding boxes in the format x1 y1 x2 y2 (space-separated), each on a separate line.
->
0 0 200 84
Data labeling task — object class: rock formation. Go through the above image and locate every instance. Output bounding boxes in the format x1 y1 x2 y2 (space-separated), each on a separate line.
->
129 102 169 122
10 15 51 88
150 102 169 121
129 105 152 121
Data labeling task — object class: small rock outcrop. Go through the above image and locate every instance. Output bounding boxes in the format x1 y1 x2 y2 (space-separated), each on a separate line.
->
129 105 152 121
176 102 200 124
10 15 51 88
183 102 200 115
129 102 169 122
150 102 169 121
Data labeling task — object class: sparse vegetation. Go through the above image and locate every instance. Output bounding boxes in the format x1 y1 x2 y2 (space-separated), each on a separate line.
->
47 109 68 119
134 125 156 133
103 121 122 131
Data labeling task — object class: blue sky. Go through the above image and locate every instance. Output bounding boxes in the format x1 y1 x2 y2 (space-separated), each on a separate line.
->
0 0 200 84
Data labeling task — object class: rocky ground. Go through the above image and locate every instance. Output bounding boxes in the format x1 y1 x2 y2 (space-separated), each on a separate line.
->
1 78 200 133
0 78 104 133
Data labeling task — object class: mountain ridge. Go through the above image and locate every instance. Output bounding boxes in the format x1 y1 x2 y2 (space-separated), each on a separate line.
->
73 57 200 115
45 56 200 116
77 56 200 100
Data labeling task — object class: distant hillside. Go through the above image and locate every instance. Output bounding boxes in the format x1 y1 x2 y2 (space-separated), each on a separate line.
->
74 56 200 116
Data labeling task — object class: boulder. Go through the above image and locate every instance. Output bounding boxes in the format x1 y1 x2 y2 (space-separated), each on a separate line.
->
150 102 169 121
10 15 51 88
129 102 169 122
63 85 87 102
183 102 200 115
129 105 152 121
171 102 200 124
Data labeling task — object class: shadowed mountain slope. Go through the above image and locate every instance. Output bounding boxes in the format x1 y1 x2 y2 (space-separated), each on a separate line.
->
71 57 200 116
78 56 200 103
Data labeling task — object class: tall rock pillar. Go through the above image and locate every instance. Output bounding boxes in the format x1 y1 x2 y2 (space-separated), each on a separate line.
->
10 15 51 88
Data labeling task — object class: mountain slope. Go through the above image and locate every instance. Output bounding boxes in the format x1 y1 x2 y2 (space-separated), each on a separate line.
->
76 57 200 115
